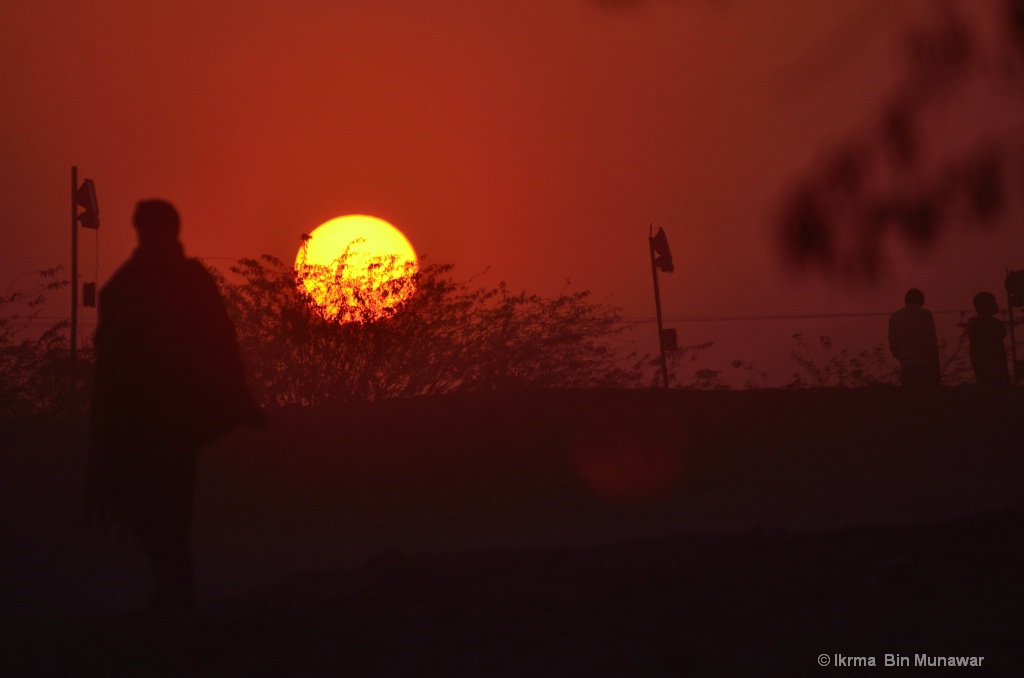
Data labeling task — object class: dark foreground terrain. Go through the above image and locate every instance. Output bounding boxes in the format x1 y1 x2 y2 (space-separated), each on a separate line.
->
2 387 1023 676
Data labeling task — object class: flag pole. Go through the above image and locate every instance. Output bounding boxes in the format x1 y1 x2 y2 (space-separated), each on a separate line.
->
649 224 669 388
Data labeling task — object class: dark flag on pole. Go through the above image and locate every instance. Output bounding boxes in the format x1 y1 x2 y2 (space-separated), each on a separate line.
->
75 178 100 230
651 227 673 272
648 224 675 388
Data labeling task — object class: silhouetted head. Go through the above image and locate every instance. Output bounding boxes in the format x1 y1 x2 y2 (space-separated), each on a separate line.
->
133 200 180 246
904 288 925 306
973 291 998 315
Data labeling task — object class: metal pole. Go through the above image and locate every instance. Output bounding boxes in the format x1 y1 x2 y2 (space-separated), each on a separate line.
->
649 224 669 388
70 165 78 404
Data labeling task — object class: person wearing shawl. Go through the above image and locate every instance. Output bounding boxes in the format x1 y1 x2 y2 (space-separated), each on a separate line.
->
86 199 265 609
888 288 941 387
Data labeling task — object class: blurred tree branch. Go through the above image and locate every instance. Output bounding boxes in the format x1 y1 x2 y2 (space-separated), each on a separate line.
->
779 0 1024 279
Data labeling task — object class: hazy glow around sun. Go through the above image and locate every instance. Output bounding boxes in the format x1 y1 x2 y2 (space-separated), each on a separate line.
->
294 215 418 323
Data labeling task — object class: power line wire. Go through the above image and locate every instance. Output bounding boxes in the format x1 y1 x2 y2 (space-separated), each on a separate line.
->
623 309 970 324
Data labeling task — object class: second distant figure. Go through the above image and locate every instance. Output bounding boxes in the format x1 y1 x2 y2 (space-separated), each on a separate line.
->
968 291 1010 387
888 288 940 387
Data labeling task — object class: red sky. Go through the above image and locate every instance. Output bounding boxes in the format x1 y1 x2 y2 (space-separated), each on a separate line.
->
2 0 1021 384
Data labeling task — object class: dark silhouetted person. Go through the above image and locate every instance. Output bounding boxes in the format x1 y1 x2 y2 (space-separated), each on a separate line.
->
968 291 1010 387
888 288 940 387
86 199 265 609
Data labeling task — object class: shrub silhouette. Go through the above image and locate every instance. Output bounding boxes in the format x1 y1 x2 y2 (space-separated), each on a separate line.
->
209 252 646 406
785 331 972 388
0 267 92 418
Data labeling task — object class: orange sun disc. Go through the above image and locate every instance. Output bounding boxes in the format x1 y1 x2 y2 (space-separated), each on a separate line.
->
294 215 418 323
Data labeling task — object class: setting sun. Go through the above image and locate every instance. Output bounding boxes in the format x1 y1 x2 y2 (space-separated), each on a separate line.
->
295 215 418 323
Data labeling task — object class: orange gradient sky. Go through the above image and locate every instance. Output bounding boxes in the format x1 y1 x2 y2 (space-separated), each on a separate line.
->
2 0 1021 383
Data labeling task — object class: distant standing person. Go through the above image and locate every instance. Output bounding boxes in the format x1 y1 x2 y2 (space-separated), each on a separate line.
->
888 288 940 387
86 199 265 609
968 291 1010 387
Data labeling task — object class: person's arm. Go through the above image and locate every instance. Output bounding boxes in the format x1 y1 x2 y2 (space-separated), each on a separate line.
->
85 281 120 525
967 320 980 370
888 315 900 360
927 313 939 357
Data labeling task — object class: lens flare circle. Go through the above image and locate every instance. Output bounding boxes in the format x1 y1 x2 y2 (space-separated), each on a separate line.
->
295 215 418 323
